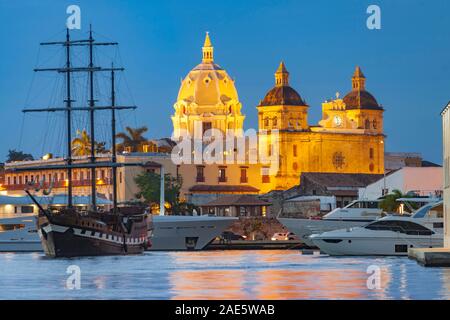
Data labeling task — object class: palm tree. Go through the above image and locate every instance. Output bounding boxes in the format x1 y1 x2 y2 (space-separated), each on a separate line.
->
379 189 418 213
71 130 91 156
116 126 148 153
71 130 108 156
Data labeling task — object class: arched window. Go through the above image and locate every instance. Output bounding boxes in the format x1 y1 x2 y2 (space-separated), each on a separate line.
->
365 119 371 129
273 117 278 127
373 119 378 129
264 118 269 127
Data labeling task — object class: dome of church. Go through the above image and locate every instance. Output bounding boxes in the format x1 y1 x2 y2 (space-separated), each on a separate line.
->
342 66 382 110
343 90 379 110
260 85 305 106
258 62 306 106
176 33 239 106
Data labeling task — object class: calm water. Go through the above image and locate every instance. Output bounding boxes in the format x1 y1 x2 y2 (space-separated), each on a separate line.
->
0 250 449 299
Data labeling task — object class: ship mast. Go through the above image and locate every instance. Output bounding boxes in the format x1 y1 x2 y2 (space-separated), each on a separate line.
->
65 28 74 208
88 25 97 209
111 63 118 211
22 27 136 211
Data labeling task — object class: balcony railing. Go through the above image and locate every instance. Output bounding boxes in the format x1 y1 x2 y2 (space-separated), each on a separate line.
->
218 177 227 183
4 178 113 191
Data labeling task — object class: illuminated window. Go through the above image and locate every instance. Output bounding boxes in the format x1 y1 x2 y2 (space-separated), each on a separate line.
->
261 167 270 183
218 167 227 183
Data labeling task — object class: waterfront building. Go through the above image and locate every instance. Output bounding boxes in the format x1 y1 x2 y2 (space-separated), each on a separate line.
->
257 64 385 191
443 103 450 248
358 166 443 200
3 153 177 204
200 195 270 217
408 102 450 266
172 33 385 203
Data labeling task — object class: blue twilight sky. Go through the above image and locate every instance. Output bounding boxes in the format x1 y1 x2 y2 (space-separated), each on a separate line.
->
0 0 449 163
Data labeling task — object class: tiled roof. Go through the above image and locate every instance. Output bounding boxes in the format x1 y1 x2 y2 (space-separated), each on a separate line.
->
189 185 259 193
302 172 383 188
259 86 306 106
343 90 381 110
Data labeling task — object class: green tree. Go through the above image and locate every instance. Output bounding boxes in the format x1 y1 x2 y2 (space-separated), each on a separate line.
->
6 149 34 162
71 130 91 156
134 171 187 214
71 129 108 156
116 126 148 153
379 189 418 213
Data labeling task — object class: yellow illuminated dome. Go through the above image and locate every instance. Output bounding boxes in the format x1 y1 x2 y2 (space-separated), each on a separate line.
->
172 33 245 138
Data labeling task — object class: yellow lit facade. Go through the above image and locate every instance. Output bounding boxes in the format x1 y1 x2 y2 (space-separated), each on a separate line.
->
174 34 385 196
172 32 245 139
257 64 385 191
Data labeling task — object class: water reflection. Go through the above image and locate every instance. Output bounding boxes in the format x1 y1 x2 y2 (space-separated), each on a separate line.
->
168 251 395 299
0 250 449 299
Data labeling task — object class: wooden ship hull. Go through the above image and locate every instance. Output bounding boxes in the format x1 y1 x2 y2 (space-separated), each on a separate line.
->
37 210 152 258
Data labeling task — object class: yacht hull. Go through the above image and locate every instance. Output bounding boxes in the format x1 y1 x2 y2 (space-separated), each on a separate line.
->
278 218 372 247
0 241 42 252
0 214 42 252
149 216 237 251
312 235 443 256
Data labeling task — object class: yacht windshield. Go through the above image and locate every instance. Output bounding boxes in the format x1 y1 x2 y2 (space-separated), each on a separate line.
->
347 201 379 209
365 220 434 235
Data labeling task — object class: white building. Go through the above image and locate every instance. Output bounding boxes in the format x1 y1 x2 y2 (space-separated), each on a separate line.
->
358 166 442 200
443 103 450 247
409 103 450 265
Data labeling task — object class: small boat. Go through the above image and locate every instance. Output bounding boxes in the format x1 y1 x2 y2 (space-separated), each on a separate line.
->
310 201 443 256
0 214 41 252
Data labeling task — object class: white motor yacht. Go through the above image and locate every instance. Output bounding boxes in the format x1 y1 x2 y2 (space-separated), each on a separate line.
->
310 201 443 256
278 199 383 247
150 215 237 251
0 214 42 252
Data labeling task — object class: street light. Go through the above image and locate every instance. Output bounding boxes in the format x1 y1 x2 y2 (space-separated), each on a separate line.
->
380 140 388 196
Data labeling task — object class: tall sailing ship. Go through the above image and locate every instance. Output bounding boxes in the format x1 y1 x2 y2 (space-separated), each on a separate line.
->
16 27 152 257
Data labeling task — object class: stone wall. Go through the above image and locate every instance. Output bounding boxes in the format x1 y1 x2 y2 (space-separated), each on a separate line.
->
226 217 288 240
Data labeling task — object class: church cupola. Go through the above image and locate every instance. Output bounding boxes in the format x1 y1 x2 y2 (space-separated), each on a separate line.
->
351 66 366 91
275 61 289 86
202 32 214 63
343 66 382 110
